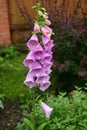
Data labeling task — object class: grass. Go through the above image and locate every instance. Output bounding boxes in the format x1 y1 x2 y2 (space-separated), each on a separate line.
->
0 54 30 101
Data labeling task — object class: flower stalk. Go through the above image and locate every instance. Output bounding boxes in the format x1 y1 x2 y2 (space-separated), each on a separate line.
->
23 2 54 128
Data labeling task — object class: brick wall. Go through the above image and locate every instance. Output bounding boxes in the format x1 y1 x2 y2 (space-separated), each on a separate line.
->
0 0 11 46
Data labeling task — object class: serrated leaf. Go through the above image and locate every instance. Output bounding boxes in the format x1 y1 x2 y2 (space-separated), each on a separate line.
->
37 122 47 130
24 118 34 130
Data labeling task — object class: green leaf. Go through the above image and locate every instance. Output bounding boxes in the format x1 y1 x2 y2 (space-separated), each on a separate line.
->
32 5 37 9
38 10 43 16
41 8 46 11
24 118 34 130
37 2 41 8
37 122 47 130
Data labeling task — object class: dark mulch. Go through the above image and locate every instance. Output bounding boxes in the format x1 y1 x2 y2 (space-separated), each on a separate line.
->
0 101 22 130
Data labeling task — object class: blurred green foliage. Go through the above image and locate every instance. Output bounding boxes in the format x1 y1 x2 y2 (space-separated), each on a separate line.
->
0 46 29 100
17 88 87 130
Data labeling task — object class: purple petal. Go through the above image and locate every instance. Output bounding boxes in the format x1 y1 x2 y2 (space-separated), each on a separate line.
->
34 23 40 33
44 40 54 51
42 35 50 45
23 52 35 68
41 52 52 64
27 34 39 50
39 81 51 91
41 102 53 118
42 51 52 60
41 26 52 37
30 64 43 77
32 46 44 60
43 62 53 70
36 74 50 84
45 69 52 74
24 71 36 88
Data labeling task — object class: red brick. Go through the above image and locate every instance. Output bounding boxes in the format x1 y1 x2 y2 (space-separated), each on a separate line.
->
0 0 11 46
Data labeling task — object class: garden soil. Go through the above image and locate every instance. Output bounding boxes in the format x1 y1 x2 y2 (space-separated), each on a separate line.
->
0 101 22 130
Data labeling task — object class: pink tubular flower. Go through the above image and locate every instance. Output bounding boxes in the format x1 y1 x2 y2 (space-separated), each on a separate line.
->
41 26 53 37
43 62 53 70
42 35 50 44
30 64 43 77
44 40 54 52
45 19 51 26
42 35 54 51
27 34 39 50
34 23 40 33
24 72 35 88
32 45 44 60
42 51 52 59
41 102 53 118
41 52 52 64
39 81 51 91
36 75 50 84
23 52 35 68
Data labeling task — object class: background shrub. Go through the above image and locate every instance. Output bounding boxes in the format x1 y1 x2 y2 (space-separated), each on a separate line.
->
50 0 87 93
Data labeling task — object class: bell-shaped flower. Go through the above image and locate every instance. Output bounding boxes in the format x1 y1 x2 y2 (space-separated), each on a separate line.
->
41 26 53 37
41 102 53 118
30 63 43 77
34 23 40 33
39 81 51 91
24 71 36 88
23 52 35 68
41 52 52 64
45 69 52 75
45 40 54 52
42 35 50 45
36 74 50 84
42 35 54 52
42 51 52 59
32 45 44 60
43 62 53 71
45 19 51 26
27 34 39 50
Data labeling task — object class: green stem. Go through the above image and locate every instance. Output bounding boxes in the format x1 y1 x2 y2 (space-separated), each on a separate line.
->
32 89 36 130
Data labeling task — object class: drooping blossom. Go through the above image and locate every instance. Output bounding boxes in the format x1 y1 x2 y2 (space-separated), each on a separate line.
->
41 25 53 37
32 45 44 60
30 63 43 77
27 34 39 50
23 52 35 68
34 23 40 33
41 102 53 118
36 74 50 84
39 81 51 92
45 19 51 26
42 35 54 52
24 71 36 88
